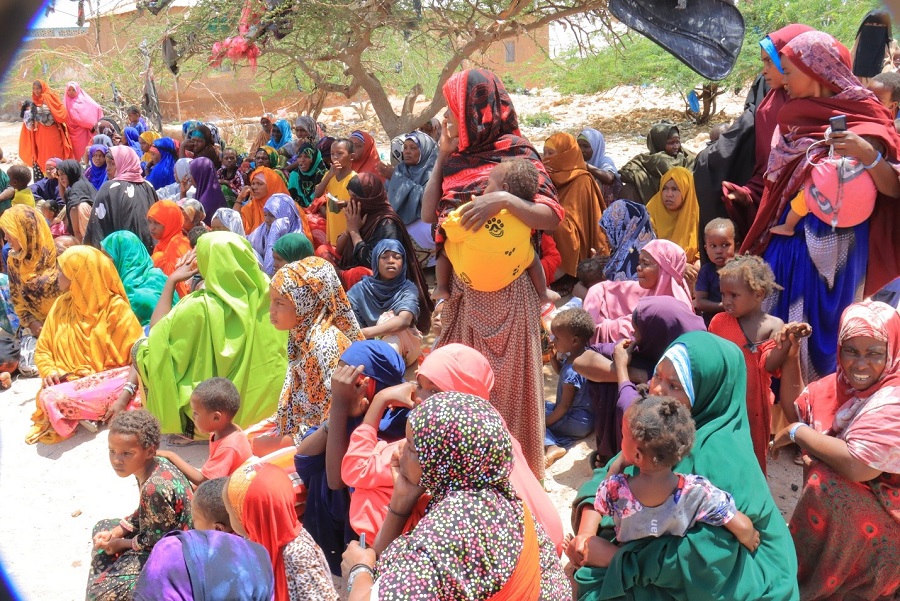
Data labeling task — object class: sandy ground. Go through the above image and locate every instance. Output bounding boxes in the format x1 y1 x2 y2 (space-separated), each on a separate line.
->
0 86 802 600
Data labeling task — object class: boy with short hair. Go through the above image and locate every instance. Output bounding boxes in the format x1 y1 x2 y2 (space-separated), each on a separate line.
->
157 377 252 486
191 477 233 533
694 218 736 325
7 165 35 209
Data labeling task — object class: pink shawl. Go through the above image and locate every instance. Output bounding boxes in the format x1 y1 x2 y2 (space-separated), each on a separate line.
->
642 239 693 309
417 343 565 554
64 82 103 129
108 145 145 184
582 280 646 344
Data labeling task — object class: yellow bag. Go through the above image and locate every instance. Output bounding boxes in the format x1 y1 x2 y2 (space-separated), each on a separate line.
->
443 207 534 292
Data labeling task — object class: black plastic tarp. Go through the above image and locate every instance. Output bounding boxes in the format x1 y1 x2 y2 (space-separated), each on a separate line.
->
609 0 745 80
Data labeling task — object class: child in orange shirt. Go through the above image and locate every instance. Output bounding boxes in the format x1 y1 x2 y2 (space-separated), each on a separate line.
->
157 378 252 487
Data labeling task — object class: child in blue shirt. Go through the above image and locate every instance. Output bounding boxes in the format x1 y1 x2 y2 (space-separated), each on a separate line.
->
546 308 596 467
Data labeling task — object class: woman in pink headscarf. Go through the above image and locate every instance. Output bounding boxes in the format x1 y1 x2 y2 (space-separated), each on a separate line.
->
83 146 159 253
340 343 565 555
64 82 104 161
583 239 692 344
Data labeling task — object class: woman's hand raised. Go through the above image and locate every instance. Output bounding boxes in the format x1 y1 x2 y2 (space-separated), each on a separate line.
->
169 250 198 283
345 199 367 234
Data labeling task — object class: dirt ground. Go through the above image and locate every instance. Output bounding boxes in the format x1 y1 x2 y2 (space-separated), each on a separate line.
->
0 85 802 600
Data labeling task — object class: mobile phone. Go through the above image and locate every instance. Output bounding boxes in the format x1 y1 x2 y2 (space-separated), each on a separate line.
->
359 533 366 549
829 115 847 133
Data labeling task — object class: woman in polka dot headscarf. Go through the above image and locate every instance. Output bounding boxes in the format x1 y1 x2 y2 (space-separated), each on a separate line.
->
341 392 569 600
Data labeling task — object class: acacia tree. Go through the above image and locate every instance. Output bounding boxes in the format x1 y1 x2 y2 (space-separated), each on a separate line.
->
173 0 612 137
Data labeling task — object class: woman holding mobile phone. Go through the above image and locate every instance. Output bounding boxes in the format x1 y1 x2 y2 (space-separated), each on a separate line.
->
740 30 900 380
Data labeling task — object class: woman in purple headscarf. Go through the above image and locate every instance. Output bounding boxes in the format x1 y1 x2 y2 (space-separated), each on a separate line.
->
188 157 226 225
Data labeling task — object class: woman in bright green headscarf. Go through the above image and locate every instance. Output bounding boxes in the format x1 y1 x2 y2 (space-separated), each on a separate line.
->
570 331 798 601
133 231 288 436
101 231 173 327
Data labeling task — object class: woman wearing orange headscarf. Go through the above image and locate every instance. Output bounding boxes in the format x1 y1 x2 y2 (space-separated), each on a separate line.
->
225 463 337 601
26 246 143 444
240 167 290 235
147 200 192 297
542 132 608 279
29 80 74 172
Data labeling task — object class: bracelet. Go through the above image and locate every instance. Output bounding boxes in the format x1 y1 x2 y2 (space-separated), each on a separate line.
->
347 563 374 591
789 423 807 443
387 504 412 519
123 382 137 396
863 151 883 170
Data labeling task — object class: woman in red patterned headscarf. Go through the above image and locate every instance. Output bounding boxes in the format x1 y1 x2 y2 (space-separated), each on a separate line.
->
420 68 563 481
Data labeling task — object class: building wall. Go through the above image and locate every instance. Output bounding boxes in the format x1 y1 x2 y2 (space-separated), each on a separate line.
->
475 26 551 88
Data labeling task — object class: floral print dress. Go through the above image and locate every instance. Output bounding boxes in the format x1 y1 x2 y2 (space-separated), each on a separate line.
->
86 457 193 600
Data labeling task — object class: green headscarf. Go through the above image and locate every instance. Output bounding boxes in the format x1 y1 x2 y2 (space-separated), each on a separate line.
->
573 332 799 601
134 231 288 434
271 233 314 265
101 231 173 327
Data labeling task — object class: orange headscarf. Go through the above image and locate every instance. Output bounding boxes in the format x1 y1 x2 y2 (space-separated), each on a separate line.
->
542 132 609 276
227 463 302 601
32 80 68 124
147 200 192 297
242 167 290 235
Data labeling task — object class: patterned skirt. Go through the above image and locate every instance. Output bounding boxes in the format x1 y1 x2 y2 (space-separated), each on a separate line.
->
790 461 900 600
437 273 546 480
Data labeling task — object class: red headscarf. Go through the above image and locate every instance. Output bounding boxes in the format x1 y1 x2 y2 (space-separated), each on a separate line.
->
349 130 383 180
741 31 900 294
227 463 302 601
439 69 561 220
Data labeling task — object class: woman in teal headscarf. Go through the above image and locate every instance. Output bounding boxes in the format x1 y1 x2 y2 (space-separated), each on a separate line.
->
570 331 798 601
271 233 314 272
101 231 173 327
287 143 326 207
133 231 288 436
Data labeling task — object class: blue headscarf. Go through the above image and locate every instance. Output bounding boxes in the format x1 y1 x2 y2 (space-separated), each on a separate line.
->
346 238 421 328
146 137 178 190
84 144 109 190
294 338 405 576
248 193 305 275
578 127 618 174
268 119 293 151
599 199 656 281
123 126 143 157
340 339 405 393
385 130 438 224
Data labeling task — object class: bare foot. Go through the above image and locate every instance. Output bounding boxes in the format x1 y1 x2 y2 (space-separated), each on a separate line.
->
541 288 561 305
431 286 450 301
545 445 567 468
769 224 796 236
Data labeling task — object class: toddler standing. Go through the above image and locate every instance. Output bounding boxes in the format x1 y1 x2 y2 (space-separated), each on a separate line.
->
709 255 810 472
694 218 735 325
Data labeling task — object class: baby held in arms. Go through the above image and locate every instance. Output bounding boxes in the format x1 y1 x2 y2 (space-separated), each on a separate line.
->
567 396 760 567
